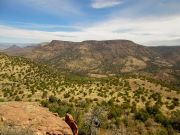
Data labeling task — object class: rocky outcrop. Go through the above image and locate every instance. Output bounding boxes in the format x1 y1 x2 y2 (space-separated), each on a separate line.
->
0 102 73 135
65 114 78 135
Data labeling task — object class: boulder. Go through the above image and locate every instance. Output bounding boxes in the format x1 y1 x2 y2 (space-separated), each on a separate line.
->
0 102 73 135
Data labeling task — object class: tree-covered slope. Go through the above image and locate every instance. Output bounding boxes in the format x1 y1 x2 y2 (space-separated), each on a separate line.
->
0 53 180 135
3 40 179 88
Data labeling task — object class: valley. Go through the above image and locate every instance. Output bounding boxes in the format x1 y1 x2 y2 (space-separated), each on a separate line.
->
1 1 180 134
0 48 179 134
2 40 180 88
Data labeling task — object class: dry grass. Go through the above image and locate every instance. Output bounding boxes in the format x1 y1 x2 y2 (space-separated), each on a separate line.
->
0 125 33 135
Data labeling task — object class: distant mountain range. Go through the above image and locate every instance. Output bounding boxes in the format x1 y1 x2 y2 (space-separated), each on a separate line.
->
0 43 13 50
0 43 39 50
145 38 180 46
2 40 180 87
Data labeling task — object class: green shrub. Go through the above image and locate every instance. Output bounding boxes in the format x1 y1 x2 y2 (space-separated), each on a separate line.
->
150 93 161 102
48 102 59 113
107 98 114 106
0 98 5 102
135 109 149 122
15 96 21 101
155 112 169 127
93 98 98 101
48 95 57 103
131 103 137 113
167 104 175 110
172 98 179 106
107 105 122 120
170 110 180 131
41 100 49 107
146 104 160 116
64 93 70 98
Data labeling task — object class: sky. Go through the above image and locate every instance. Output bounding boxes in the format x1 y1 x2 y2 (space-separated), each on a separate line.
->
0 0 180 46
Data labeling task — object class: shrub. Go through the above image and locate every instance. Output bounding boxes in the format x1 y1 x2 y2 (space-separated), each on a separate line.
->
41 100 49 107
167 104 175 110
49 95 57 103
150 93 161 102
56 105 73 117
107 98 114 106
146 104 160 116
141 96 146 102
172 98 179 106
3 92 8 97
107 105 122 120
155 112 169 127
93 98 98 101
64 93 70 98
170 110 180 131
18 91 24 94
121 101 130 109
135 109 149 122
15 95 21 101
114 118 121 126
131 103 137 113
48 102 59 113
0 98 5 102
27 94 32 98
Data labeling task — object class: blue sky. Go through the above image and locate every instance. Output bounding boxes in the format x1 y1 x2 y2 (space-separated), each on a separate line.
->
0 0 180 45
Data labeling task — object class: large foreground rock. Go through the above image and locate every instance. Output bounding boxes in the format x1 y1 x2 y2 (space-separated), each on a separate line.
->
0 102 73 135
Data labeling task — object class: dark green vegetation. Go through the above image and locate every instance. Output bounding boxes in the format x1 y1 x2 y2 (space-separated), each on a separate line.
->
3 40 180 89
0 52 180 135
41 95 180 135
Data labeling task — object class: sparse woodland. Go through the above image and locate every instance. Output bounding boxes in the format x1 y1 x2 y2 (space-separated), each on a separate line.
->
0 53 180 135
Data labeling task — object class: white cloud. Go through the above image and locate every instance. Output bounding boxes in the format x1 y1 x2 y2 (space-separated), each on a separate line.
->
91 0 122 9
82 15 180 45
0 25 80 43
0 15 180 45
17 0 82 16
145 39 180 46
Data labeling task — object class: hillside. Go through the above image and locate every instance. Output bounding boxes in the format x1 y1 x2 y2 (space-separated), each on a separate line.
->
3 40 165 73
150 46 180 66
2 40 179 88
0 52 180 134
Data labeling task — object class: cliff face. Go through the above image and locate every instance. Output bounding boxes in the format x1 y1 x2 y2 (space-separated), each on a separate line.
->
0 102 74 135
